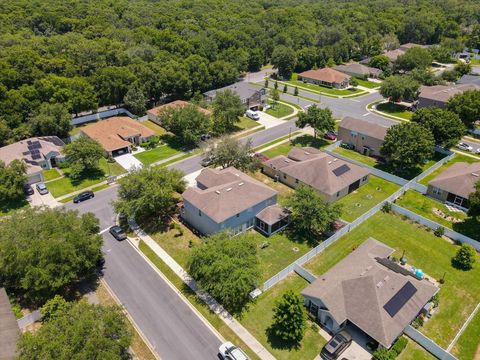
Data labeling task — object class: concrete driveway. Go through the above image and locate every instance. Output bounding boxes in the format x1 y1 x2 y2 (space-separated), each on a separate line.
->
114 153 143 172
28 186 58 208
257 111 285 129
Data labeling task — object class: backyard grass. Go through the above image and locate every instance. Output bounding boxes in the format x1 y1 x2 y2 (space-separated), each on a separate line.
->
337 176 400 222
261 135 331 158
140 120 167 135
333 147 378 167
398 338 435 360
265 101 294 118
375 102 413 120
238 273 327 360
134 145 182 166
419 153 479 185
139 241 261 360
43 168 62 181
354 77 381 89
304 211 480 349
47 158 124 198
451 308 480 360
281 73 364 96
249 170 294 205
395 190 480 240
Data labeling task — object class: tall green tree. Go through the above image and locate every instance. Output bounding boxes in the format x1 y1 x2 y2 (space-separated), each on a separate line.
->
0 159 27 203
411 107 465 149
296 105 335 138
17 302 132 360
187 232 260 312
271 88 280 108
285 185 342 240
380 123 434 174
452 244 477 270
271 45 297 79
94 66 136 105
379 75 420 102
0 208 102 304
270 291 307 346
64 136 105 179
446 90 480 129
114 167 186 224
29 103 72 138
212 89 244 133
123 87 147 116
369 54 390 71
203 136 258 172
395 47 433 71
161 104 212 146
468 181 480 218
0 118 11 146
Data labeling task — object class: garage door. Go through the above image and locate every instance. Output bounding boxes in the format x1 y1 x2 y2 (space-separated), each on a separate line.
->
112 147 130 157
27 173 43 184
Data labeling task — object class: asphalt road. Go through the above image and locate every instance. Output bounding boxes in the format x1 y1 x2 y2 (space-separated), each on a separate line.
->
65 189 222 360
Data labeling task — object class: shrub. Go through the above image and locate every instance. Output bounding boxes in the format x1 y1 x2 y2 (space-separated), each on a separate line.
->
434 226 445 237
391 337 408 356
381 202 392 213
412 316 424 329
373 348 395 360
452 244 476 270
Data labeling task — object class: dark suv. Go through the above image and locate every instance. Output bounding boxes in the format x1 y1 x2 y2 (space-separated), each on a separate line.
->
23 184 34 196
73 191 94 203
109 225 127 241
320 331 352 360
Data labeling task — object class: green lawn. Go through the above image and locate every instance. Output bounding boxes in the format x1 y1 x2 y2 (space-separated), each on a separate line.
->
236 116 261 131
261 135 331 158
43 168 62 181
354 77 381 89
304 211 480 349
47 158 124 198
239 273 327 360
265 101 294 118
134 145 182 166
398 338 435 360
141 120 167 135
280 73 364 96
333 147 378 167
451 308 480 360
395 190 480 240
376 102 413 120
337 176 400 222
419 153 479 185
249 171 294 206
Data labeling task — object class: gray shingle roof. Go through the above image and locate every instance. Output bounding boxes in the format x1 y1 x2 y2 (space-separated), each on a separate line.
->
301 238 438 348
419 84 480 103
429 162 480 198
457 74 480 86
0 288 20 360
255 204 290 225
203 82 264 101
339 116 390 141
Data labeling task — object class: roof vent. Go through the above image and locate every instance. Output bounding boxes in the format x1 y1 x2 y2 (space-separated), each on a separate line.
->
333 158 338 162
226 187 232 192
239 182 244 186
472 173 479 177
328 161 332 164
376 281 384 288
304 151 311 155
235 174 240 177
215 190 221 195
284 159 290 163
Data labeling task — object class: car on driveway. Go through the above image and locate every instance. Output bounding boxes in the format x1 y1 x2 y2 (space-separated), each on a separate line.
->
109 225 127 241
219 342 249 360
73 191 94 203
320 331 352 360
23 184 34 196
456 142 473 152
245 109 260 121
36 182 49 195
324 131 337 141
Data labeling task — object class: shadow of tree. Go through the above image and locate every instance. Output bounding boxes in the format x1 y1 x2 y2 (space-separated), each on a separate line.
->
266 325 302 350
452 217 480 241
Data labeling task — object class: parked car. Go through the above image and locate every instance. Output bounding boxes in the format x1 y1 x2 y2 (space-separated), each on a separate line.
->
254 153 269 162
456 142 473 152
324 131 337 141
219 342 249 360
73 191 94 203
200 133 211 142
475 148 480 154
340 142 354 150
245 109 260 121
320 331 352 360
201 155 213 167
109 225 127 241
23 184 34 196
36 182 49 195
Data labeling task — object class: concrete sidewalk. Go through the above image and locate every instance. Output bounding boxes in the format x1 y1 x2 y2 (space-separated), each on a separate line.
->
129 221 276 360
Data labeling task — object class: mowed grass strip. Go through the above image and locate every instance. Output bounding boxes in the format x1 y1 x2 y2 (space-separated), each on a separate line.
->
134 145 181 166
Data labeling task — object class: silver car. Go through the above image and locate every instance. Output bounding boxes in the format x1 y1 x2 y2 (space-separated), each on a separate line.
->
36 182 49 195
456 142 473 152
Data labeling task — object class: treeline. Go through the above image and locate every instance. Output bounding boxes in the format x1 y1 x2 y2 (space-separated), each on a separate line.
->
0 0 480 144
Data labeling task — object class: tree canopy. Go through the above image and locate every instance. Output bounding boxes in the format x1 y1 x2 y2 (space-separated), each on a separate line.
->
380 123 435 174
17 302 132 360
394 47 433 71
212 90 244 133
270 291 307 346
379 75 420 102
468 181 480 219
29 103 72 138
296 105 336 138
0 159 27 203
0 207 103 305
411 107 465 149
187 231 260 313
446 90 480 129
203 136 259 172
452 244 477 270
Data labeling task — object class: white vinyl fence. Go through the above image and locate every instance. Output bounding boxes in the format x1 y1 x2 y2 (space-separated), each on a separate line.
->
71 107 135 126
404 325 457 360
293 264 317 283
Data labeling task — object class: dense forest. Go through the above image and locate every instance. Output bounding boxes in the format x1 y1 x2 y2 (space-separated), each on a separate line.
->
1 0 480 144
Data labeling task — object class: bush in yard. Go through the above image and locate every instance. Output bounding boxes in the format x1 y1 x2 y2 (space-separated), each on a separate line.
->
187 232 260 313
452 244 477 270
270 290 307 347
390 336 408 356
373 348 395 360
349 77 358 88
434 226 445 237
381 202 392 213
40 295 72 322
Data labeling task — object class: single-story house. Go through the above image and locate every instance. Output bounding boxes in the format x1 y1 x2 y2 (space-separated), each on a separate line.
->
81 117 155 157
0 288 20 360
427 162 480 211
301 238 439 349
147 100 212 124
297 68 350 89
457 74 480 86
181 167 289 236
417 84 480 108
398 43 425 52
262 147 370 202
361 43 425 65
0 136 65 184
334 63 382 79
203 82 267 110
338 117 390 157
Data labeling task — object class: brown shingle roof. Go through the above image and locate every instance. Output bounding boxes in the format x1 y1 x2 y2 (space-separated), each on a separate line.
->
419 84 480 103
339 116 389 141
383 49 405 62
301 238 438 348
182 167 277 223
0 136 64 174
0 288 20 360
81 117 155 152
429 162 480 198
255 204 290 225
298 68 350 84
147 100 211 117
334 63 382 77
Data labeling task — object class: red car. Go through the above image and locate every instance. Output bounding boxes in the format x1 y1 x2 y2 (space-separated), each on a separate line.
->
324 131 337 141
254 153 269 162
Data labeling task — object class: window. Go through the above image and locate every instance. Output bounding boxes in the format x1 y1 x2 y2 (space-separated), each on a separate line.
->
336 192 340 197
283 174 287 179
198 210 202 217
432 187 442 196
350 131 358 138
362 175 368 182
295 179 299 184
361 136 365 140
236 213 240 218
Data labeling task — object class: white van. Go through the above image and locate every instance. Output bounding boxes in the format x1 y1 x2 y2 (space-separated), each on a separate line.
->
245 109 260 120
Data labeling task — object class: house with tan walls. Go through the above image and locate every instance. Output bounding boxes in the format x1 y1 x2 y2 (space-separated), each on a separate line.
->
338 117 390 157
297 68 350 89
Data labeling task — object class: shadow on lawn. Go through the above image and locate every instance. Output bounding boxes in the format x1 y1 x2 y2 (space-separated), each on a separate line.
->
159 133 192 152
374 152 446 181
292 135 330 149
266 325 302 350
452 217 480 241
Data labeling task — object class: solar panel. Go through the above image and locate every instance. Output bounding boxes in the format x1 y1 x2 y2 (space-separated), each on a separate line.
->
27 140 32 145
332 164 350 177
384 281 417 317
30 149 40 155
31 153 41 160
